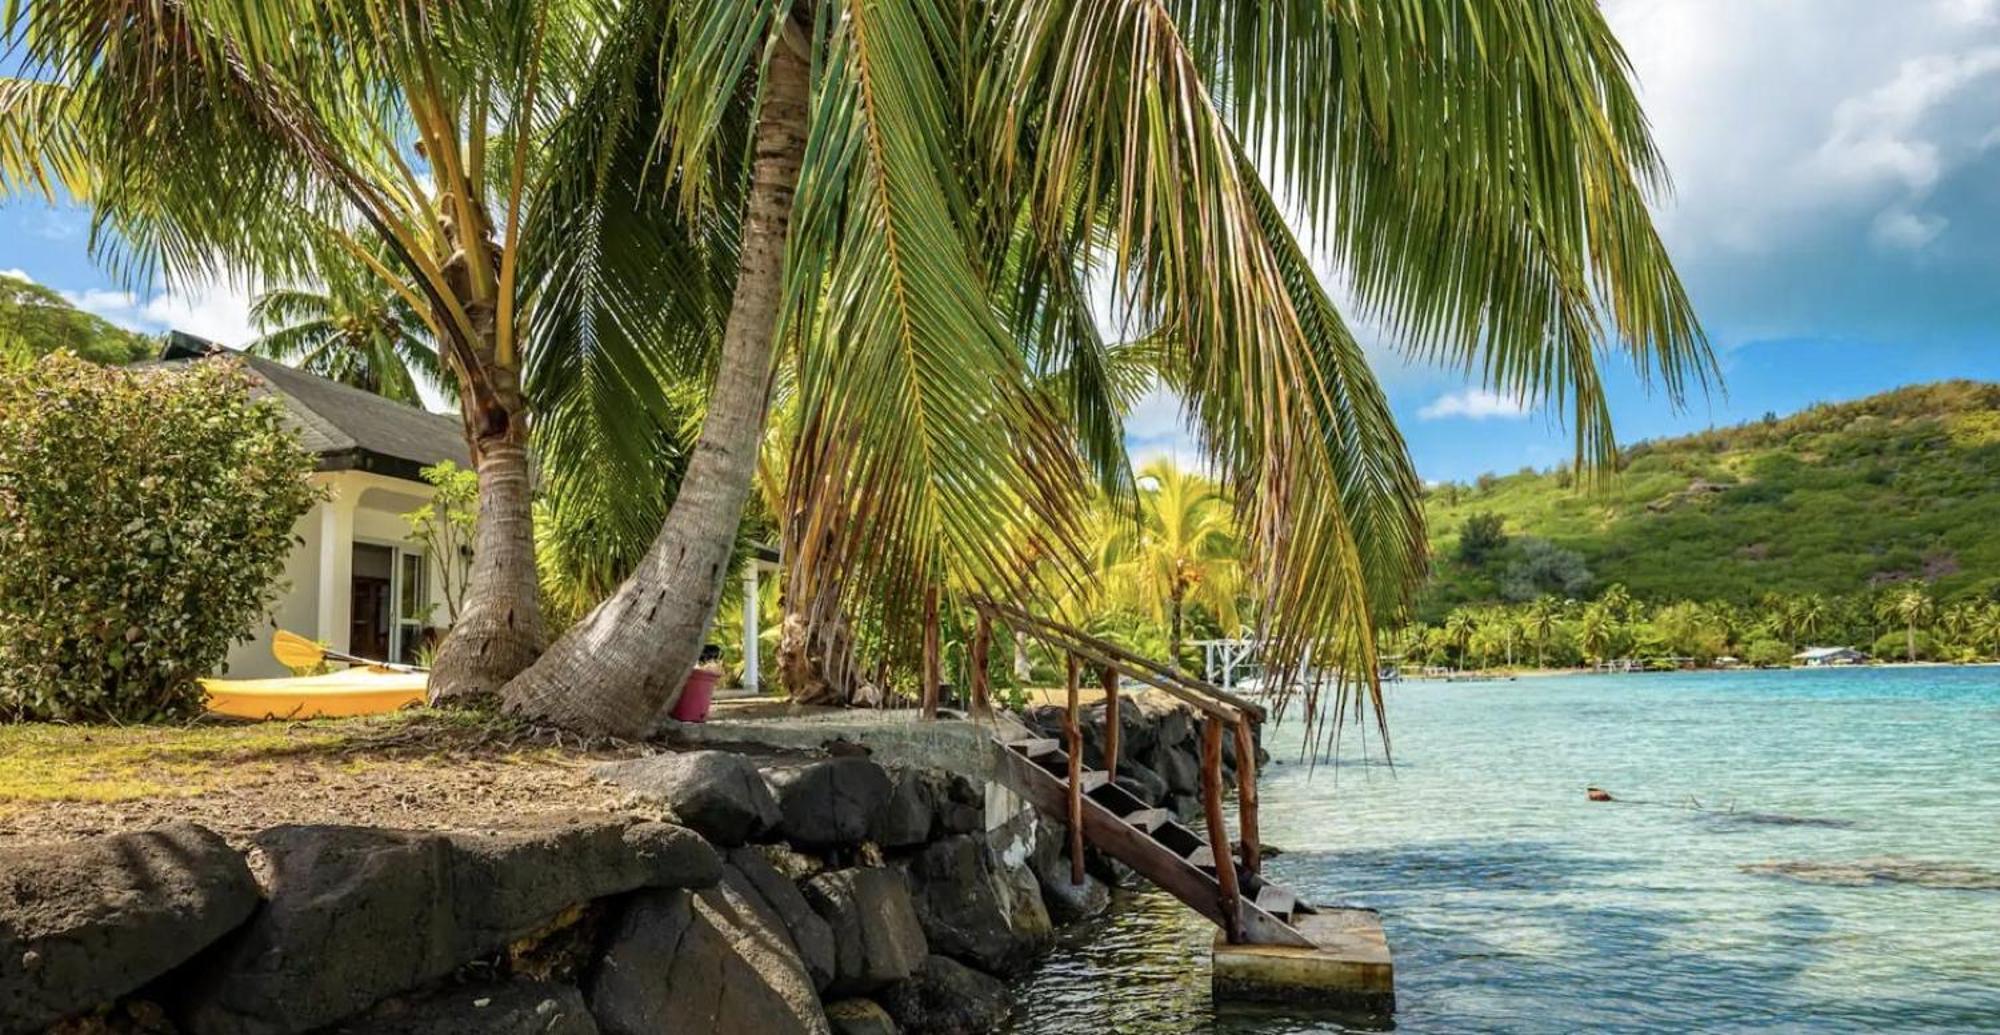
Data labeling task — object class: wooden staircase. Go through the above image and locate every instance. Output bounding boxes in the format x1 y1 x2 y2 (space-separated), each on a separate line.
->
961 600 1317 949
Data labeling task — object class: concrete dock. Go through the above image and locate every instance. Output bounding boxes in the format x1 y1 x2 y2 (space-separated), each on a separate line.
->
1212 907 1395 1014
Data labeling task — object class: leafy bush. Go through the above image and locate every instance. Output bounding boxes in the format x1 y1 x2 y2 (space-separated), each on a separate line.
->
1456 512 1508 566
1500 538 1593 602
1871 629 1931 663
1743 638 1792 668
0 354 320 721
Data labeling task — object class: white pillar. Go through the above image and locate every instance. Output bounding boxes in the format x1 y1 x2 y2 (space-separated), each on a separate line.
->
741 565 761 693
314 487 357 653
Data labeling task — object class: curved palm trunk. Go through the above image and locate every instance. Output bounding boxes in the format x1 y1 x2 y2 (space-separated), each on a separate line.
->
430 323 547 703
500 43 810 736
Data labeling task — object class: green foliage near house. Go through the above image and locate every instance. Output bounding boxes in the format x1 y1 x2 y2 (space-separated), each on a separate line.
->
1421 381 2000 615
0 354 320 721
0 275 154 364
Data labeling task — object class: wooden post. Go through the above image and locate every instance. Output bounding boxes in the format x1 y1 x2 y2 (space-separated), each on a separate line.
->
1233 715 1260 875
1064 652 1085 886
920 586 940 719
1101 665 1120 782
1201 716 1243 943
970 610 992 720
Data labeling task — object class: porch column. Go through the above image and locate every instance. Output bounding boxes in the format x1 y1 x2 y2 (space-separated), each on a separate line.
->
314 487 358 654
741 565 760 693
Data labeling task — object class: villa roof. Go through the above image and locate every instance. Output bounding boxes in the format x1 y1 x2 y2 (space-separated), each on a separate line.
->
155 332 469 483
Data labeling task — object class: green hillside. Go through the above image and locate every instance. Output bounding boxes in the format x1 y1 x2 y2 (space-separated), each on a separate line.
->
1418 381 2000 619
0 276 155 365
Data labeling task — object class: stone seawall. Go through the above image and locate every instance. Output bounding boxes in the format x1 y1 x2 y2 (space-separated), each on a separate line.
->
0 697 1242 1035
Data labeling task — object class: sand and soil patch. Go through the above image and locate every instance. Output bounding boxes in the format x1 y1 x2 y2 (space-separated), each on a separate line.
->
0 710 657 846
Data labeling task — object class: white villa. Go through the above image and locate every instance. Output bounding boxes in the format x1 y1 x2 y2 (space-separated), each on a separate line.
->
159 335 463 678
160 334 781 687
1794 645 1867 667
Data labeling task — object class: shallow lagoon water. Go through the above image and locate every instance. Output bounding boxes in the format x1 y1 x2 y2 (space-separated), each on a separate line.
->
1003 667 2000 1033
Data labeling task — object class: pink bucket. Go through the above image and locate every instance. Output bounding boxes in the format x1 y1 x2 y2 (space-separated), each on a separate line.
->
670 668 721 723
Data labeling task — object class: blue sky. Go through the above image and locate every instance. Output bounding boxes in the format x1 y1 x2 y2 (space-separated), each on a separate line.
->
8 0 2000 482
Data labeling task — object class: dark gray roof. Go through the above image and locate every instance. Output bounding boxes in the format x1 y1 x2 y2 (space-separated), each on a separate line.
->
155 332 469 482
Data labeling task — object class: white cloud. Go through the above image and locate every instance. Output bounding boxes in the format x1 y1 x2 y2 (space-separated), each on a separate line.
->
63 281 260 347
1418 388 1530 422
1871 207 1949 250
0 269 30 283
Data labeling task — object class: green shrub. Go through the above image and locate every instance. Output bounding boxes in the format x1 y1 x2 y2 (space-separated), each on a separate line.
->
1870 629 1932 663
1744 639 1792 668
0 353 321 721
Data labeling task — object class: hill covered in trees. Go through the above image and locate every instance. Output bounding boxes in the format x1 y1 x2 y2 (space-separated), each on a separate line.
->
1420 381 2000 618
0 276 155 365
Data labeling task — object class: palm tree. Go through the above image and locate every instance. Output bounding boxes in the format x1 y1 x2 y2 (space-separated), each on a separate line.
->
1877 587 1935 662
248 267 447 406
12 1 1711 739
1097 461 1242 668
1525 597 1562 669
1443 610 1478 670
1578 602 1620 664
1975 604 2000 661
0 0 713 700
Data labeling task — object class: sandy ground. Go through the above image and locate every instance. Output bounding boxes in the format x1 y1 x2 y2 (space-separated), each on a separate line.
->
0 712 657 847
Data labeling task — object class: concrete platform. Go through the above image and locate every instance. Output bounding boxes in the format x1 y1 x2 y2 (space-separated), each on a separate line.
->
1213 907 1395 1015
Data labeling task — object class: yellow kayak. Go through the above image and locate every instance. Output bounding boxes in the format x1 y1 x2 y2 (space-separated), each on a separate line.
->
202 668 429 720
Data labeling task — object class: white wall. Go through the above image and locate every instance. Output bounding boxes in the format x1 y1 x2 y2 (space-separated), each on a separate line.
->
220 470 456 679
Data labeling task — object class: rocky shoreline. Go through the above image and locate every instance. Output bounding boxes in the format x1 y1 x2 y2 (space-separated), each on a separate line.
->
1 696 1251 1034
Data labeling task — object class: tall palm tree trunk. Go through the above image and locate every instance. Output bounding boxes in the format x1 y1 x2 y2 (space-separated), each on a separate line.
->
500 42 810 736
430 315 546 703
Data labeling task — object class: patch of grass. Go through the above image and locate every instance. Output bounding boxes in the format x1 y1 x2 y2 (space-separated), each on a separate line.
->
0 709 528 806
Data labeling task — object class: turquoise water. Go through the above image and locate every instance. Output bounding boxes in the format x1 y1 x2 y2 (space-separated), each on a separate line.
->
1005 667 2000 1033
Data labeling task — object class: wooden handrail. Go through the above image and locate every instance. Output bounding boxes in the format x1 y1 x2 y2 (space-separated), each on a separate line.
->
975 598 1267 722
1101 664 1121 782
968 596 1267 945
1201 716 1243 943
1233 715 1260 876
1064 653 1085 886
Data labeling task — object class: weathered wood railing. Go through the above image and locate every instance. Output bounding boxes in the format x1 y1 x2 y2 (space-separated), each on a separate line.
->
942 597 1270 943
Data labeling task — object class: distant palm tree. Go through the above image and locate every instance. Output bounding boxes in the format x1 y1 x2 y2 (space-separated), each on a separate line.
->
1098 461 1242 668
1525 597 1563 668
248 273 447 406
1443 610 1478 669
1976 604 2000 660
1877 587 1936 662
1578 602 1620 663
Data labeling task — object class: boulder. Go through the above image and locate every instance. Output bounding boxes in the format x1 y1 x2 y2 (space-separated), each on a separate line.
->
1155 743 1201 796
878 956 1012 1035
0 823 258 1033
1030 855 1111 924
596 751 780 846
824 997 898 1035
899 836 1051 975
875 768 936 849
587 886 828 1035
802 869 927 996
1111 757 1169 806
765 757 894 849
331 981 598 1034
1168 793 1202 822
724 846 836 993
936 776 985 836
178 816 718 1035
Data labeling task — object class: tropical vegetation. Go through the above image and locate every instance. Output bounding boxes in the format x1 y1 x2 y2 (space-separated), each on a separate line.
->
247 259 449 406
0 273 153 364
4 0 1709 740
1421 382 2000 614
0 354 320 721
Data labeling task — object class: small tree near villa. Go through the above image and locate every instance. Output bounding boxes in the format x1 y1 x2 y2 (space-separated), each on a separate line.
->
401 462 478 625
0 354 319 721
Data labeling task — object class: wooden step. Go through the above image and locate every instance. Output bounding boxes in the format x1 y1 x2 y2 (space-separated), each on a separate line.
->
1006 737 1060 758
1122 808 1172 832
1254 884 1296 918
1077 770 1109 792
1186 844 1215 868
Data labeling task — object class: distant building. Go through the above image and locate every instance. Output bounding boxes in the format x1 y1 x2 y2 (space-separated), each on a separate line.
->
1793 646 1867 667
